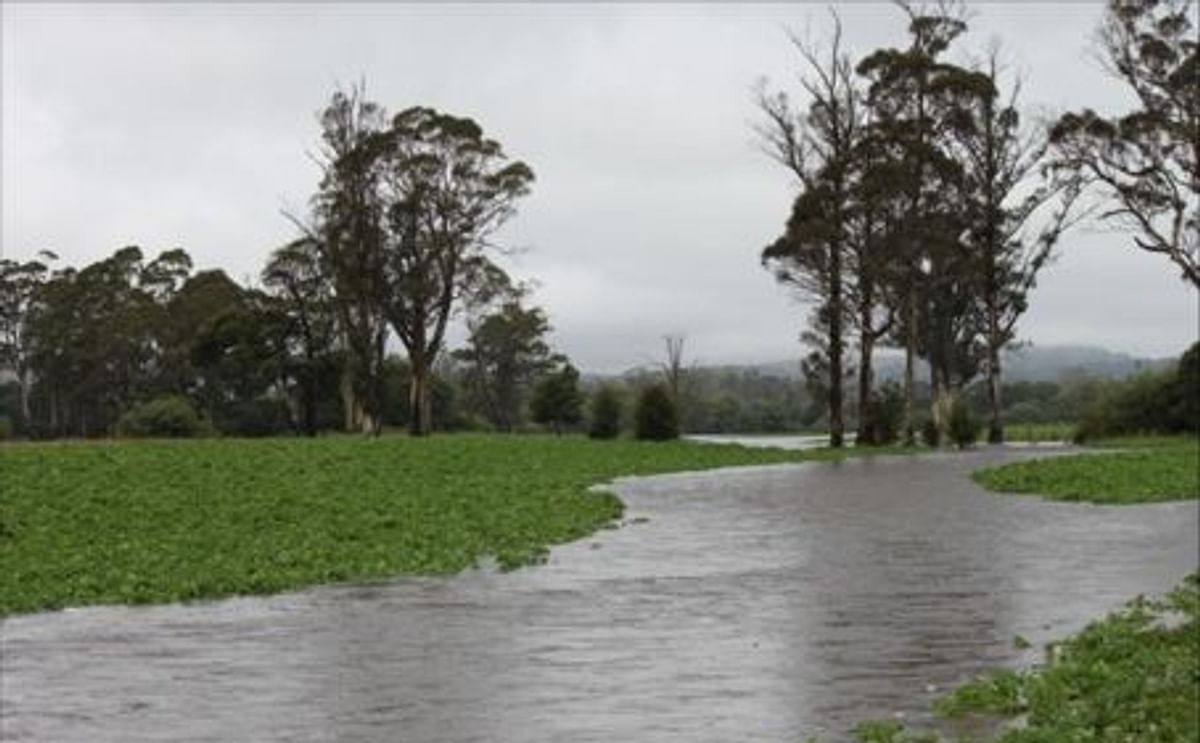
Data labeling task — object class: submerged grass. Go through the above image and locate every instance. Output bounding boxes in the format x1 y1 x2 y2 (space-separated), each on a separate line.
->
1 434 901 616
971 435 1198 504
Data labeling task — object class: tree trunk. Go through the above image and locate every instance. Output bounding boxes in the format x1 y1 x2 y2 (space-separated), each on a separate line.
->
408 357 432 437
987 324 1004 444
902 290 917 446
856 297 876 446
18 368 31 432
828 242 845 449
340 364 357 433
930 361 945 437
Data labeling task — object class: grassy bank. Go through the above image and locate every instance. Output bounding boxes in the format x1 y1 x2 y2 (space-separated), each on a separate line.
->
972 436 1199 504
0 434 852 616
851 574 1200 743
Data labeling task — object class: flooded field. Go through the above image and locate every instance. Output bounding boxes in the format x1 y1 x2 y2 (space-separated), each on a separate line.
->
3 447 1196 742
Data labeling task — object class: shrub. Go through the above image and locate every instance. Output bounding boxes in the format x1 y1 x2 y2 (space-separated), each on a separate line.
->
861 382 905 445
1074 344 1199 442
217 397 292 437
118 396 212 438
634 384 679 441
948 396 981 449
920 417 941 448
588 385 623 440
0 415 12 441
530 363 584 435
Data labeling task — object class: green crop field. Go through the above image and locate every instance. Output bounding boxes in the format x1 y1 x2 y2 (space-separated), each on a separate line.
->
972 436 1199 504
0 434 862 616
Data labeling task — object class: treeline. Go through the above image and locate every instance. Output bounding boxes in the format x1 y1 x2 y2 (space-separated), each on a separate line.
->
0 89 592 439
0 244 612 438
758 0 1197 446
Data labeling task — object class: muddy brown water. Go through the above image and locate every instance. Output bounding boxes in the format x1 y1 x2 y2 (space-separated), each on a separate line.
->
2 446 1196 742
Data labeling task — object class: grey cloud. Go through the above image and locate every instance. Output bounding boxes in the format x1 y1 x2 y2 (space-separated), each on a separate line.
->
3 2 1195 374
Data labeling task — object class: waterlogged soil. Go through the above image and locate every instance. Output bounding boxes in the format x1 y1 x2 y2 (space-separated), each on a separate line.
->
2 447 1196 742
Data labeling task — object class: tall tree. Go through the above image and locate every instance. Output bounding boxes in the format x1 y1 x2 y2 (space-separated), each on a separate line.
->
0 252 54 431
857 1 977 440
1050 0 1198 288
263 237 338 436
952 56 1081 442
306 85 391 434
758 16 862 447
373 106 535 436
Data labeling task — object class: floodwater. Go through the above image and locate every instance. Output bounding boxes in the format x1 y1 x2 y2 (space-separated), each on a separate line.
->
2 447 1196 742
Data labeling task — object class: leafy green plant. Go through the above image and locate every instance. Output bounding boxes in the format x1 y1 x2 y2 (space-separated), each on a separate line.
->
0 434 866 616
920 418 941 448
117 396 213 438
973 437 1198 504
947 397 980 449
839 575 1199 743
634 384 680 441
588 385 623 440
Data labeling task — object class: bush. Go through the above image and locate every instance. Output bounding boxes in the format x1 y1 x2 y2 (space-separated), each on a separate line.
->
947 396 981 449
530 363 584 435
0 415 12 441
920 417 941 448
588 385 623 440
861 382 905 445
634 384 679 441
118 396 212 438
1074 344 1199 442
217 397 292 437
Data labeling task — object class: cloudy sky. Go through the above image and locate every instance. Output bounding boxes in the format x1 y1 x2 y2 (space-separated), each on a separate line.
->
3 2 1196 373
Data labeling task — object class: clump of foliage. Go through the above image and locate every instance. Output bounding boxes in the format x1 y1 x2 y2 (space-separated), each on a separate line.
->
530 362 584 435
0 435 835 616
588 385 623 440
0 415 11 441
216 397 293 438
1075 342 1199 442
861 382 905 446
937 575 1199 743
117 396 213 438
973 437 1198 504
920 418 941 448
635 384 680 441
947 396 981 449
843 575 1199 743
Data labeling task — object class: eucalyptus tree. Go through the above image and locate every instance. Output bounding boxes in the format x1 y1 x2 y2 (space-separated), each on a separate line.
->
263 237 338 436
25 247 159 436
307 86 391 434
952 57 1081 442
1050 0 1198 288
372 106 535 436
0 252 54 430
856 1 980 440
757 16 863 447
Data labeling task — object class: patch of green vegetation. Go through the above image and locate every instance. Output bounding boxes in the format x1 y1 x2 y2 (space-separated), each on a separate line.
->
972 436 1198 504
1002 421 1074 443
937 575 1199 742
841 575 1199 743
1 434 869 616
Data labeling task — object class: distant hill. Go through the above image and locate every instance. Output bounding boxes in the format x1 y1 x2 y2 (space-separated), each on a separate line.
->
603 344 1174 384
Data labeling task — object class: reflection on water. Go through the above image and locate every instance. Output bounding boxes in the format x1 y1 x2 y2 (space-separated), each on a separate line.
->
2 447 1196 742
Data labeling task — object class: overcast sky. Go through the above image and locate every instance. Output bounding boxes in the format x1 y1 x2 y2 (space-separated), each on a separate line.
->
3 2 1196 373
